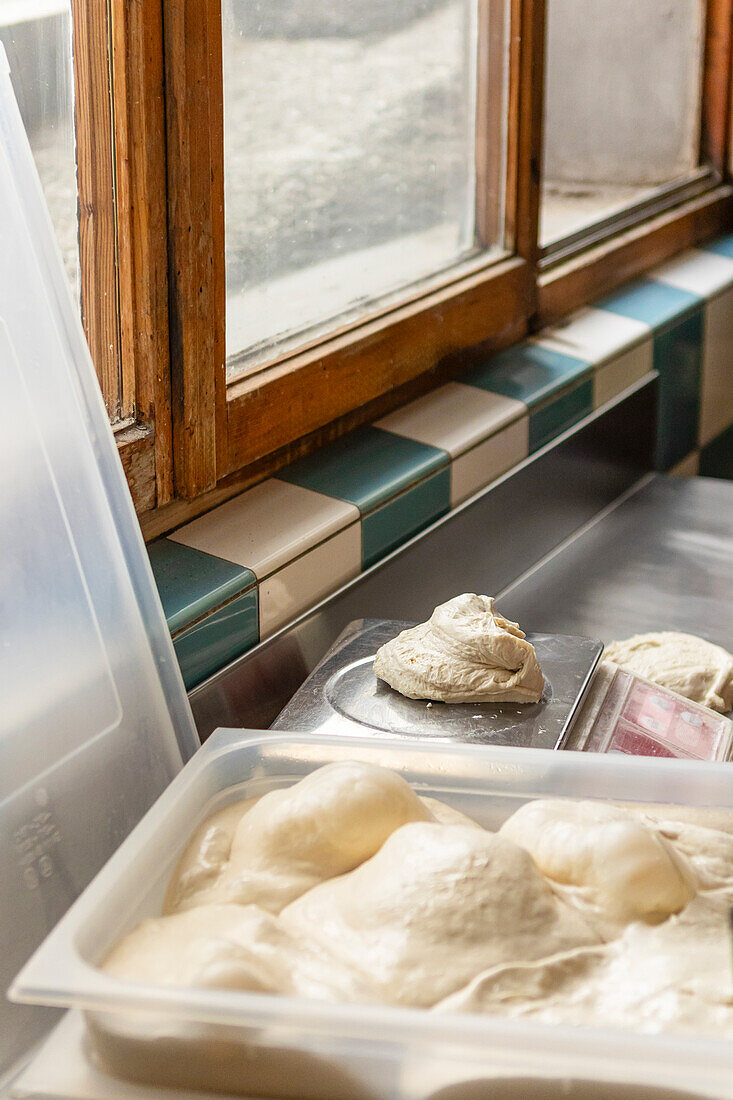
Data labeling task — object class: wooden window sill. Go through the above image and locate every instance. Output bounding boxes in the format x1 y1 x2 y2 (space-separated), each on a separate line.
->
538 184 733 327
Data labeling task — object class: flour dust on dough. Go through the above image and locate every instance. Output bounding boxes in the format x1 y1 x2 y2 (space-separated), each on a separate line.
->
604 631 733 713
373 593 544 704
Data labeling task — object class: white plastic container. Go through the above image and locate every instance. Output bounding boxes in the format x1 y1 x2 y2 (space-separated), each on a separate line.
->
0 44 198 1085
12 729 733 1100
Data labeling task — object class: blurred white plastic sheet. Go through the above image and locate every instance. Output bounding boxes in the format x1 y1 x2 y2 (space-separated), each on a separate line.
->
0 44 198 1084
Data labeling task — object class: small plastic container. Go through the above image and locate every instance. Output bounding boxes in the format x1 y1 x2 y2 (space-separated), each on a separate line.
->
12 729 733 1100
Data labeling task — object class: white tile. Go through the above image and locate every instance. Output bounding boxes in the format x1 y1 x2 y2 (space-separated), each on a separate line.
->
170 478 359 578
259 523 361 638
375 382 525 459
669 451 700 478
593 340 654 409
700 287 733 445
651 248 733 299
533 307 650 366
450 416 528 506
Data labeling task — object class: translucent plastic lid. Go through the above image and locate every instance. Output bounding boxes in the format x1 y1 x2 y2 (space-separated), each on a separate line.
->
0 47 198 1083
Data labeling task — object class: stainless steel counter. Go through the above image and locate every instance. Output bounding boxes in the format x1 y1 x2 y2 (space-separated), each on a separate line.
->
499 475 733 649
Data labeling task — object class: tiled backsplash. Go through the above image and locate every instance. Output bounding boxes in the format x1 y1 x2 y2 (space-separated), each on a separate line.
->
149 235 733 689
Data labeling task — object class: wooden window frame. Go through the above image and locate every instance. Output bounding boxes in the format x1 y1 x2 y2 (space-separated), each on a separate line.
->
156 0 546 513
68 0 733 533
538 0 733 324
70 0 173 513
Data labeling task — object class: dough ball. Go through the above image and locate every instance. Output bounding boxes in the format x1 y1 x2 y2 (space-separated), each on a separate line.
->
172 761 433 914
229 760 431 876
604 632 733 713
103 903 376 1003
281 822 597 1007
104 905 283 991
373 594 544 704
164 799 257 913
500 800 697 927
635 814 733 891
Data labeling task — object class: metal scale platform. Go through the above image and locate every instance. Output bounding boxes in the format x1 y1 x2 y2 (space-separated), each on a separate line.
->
273 618 603 750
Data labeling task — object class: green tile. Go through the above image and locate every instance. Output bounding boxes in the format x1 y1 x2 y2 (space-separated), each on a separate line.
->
699 423 733 480
528 379 593 453
598 278 702 331
148 538 256 634
653 309 703 471
279 425 448 513
362 466 450 569
463 343 588 409
173 588 259 690
701 234 733 261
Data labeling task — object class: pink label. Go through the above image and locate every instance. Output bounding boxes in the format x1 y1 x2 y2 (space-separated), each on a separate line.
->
620 682 724 760
608 719 684 759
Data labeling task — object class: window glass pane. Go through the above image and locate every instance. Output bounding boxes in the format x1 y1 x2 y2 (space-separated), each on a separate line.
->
0 1 78 299
224 0 507 375
541 0 706 248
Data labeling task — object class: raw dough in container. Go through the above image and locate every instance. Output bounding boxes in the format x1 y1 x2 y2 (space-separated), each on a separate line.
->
373 593 544 704
104 903 378 1004
436 892 733 1040
499 799 697 933
166 760 433 914
604 632 733 713
101 760 733 1049
280 821 597 1007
